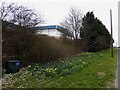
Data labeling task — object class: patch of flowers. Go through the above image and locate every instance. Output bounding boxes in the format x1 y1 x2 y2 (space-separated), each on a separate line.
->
27 53 100 77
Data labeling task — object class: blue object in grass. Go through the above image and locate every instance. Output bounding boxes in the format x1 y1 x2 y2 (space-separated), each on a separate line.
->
15 60 22 68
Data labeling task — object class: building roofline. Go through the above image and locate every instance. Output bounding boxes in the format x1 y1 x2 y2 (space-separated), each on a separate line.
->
33 25 73 37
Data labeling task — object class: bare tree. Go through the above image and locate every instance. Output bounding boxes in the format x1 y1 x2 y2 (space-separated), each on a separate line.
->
0 2 44 28
60 8 83 39
0 3 16 21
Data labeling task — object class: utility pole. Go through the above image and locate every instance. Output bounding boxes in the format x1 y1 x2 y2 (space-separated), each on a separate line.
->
110 9 113 57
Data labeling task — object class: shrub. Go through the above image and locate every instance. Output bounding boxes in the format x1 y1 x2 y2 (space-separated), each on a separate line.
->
3 27 80 66
21 35 80 65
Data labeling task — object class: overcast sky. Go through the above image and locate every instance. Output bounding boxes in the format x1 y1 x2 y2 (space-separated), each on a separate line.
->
0 0 119 46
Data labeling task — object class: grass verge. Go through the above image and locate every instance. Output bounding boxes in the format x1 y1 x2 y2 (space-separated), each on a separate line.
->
2 48 117 88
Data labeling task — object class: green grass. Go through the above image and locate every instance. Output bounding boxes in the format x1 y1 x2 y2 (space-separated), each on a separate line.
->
2 48 117 88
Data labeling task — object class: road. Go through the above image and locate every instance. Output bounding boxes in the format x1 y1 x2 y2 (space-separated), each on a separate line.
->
0 78 1 90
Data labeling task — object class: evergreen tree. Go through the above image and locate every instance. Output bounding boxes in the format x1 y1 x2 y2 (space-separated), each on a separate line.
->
80 12 111 51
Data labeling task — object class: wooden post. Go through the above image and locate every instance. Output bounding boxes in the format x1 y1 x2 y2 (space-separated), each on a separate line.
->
110 10 113 57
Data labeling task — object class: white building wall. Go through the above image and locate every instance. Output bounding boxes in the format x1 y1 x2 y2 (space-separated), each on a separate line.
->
37 29 62 37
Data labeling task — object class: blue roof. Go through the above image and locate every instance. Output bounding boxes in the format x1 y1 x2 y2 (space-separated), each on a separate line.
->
33 25 63 30
33 25 73 37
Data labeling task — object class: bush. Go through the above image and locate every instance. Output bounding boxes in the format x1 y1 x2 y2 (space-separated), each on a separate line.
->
3 26 80 66
21 35 80 65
